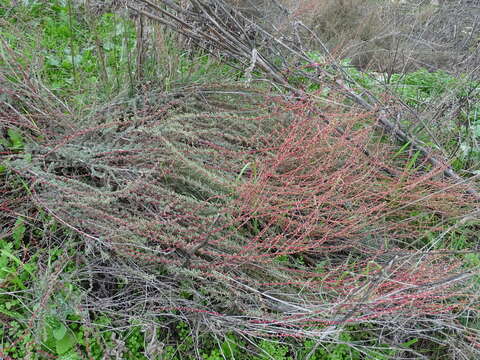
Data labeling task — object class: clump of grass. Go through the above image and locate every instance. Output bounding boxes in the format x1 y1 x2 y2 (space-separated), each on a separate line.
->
0 0 137 106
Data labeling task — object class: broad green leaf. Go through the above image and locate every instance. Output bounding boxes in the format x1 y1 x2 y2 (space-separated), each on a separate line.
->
53 323 67 340
55 331 76 355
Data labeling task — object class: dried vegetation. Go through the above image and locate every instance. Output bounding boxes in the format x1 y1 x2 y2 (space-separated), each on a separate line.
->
1 0 480 358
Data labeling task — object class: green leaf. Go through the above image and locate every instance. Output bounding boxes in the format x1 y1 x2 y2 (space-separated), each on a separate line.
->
12 218 26 245
466 253 480 267
473 124 480 137
23 263 36 276
53 324 67 340
47 56 61 66
0 255 8 273
59 351 81 360
55 331 77 355
400 338 418 348
103 41 114 51
7 129 24 150
0 306 22 318
0 248 22 269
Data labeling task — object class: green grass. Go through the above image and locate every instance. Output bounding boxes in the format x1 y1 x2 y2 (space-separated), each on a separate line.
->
0 0 239 110
1 0 136 104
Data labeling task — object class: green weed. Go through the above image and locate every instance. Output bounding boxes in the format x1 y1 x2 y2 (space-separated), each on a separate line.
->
1 0 136 104
0 217 37 358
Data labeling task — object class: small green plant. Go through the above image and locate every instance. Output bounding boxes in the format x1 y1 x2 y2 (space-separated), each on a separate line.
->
175 321 195 358
0 128 24 151
313 332 361 360
124 326 147 360
0 217 37 358
0 217 35 296
255 340 291 360
202 333 245 360
42 316 80 359
1 0 137 104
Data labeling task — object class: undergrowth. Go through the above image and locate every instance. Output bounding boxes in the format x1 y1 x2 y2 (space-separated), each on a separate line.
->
1 1 480 359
